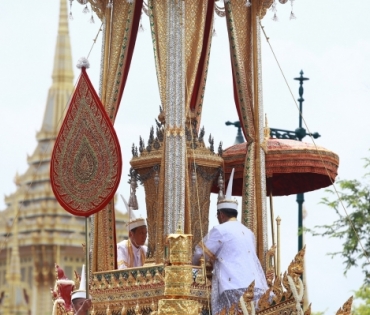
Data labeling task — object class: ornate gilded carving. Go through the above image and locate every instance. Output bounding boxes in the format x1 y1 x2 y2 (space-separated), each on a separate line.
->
157 299 200 315
336 296 353 315
258 288 273 311
257 299 298 315
265 244 276 286
271 275 284 304
130 116 223 258
164 265 193 297
242 281 255 303
288 246 305 280
167 234 193 265
304 303 312 315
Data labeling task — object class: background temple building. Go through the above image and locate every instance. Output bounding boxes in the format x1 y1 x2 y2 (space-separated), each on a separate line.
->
0 1 128 314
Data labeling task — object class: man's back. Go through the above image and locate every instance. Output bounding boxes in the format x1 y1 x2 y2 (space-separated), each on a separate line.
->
209 220 268 293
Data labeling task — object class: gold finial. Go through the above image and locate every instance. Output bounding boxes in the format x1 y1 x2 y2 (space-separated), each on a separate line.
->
158 107 165 124
261 113 271 153
176 223 183 234
264 113 270 139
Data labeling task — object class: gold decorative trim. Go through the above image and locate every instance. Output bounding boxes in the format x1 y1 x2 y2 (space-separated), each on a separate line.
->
158 299 200 315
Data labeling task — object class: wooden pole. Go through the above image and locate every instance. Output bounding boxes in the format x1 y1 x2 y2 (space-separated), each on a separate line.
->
269 191 277 275
85 216 89 315
276 216 281 276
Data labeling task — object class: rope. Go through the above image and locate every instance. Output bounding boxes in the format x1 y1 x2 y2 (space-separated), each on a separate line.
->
87 23 103 59
260 22 370 266
185 82 212 314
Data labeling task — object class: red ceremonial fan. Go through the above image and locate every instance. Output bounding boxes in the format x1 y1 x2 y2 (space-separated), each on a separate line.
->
50 64 122 217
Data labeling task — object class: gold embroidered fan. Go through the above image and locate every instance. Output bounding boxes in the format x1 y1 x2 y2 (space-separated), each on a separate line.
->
50 65 122 217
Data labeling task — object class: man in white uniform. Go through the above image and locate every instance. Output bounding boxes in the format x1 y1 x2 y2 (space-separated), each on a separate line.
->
117 197 147 269
193 169 268 314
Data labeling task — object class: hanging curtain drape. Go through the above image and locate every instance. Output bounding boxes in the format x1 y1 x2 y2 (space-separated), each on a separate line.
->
89 0 143 272
224 0 272 262
149 0 214 118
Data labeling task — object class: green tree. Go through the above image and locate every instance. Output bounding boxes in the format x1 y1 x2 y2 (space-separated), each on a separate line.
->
352 285 370 315
313 155 370 313
313 156 370 284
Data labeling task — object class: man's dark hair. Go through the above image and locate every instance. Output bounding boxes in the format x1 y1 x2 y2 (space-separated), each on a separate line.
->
219 208 238 218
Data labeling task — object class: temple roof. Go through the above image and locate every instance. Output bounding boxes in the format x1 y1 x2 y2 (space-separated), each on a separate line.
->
0 0 127 246
40 0 74 137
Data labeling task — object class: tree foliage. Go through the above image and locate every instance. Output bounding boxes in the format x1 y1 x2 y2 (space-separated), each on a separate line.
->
312 156 370 285
352 285 370 315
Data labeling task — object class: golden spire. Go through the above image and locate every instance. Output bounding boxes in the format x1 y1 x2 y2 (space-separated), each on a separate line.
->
51 0 74 86
39 0 74 137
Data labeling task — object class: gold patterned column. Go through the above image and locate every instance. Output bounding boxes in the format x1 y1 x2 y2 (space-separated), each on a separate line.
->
158 233 199 315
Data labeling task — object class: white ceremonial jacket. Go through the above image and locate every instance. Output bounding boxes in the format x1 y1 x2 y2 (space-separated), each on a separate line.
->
193 219 268 295
117 239 147 269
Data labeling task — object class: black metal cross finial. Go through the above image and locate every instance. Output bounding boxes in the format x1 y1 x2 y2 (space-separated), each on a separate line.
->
225 121 245 144
294 70 309 130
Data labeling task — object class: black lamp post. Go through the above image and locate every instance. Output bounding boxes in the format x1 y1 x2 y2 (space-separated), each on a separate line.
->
270 70 321 252
225 121 245 144
226 70 320 252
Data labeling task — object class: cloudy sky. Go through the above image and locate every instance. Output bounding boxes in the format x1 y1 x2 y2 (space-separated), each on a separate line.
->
1 0 369 313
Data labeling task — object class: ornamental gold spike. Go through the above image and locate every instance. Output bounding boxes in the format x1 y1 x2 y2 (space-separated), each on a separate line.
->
242 280 255 303
287 245 306 280
336 296 353 315
271 275 284 304
304 303 312 315
258 287 273 311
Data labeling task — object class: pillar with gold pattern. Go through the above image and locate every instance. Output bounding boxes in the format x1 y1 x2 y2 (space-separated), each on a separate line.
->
158 233 199 315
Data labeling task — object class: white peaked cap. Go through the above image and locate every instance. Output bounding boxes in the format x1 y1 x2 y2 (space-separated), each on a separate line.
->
120 195 146 231
217 168 238 210
71 264 90 300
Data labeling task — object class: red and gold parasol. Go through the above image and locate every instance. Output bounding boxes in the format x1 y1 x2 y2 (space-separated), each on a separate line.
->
215 139 339 197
